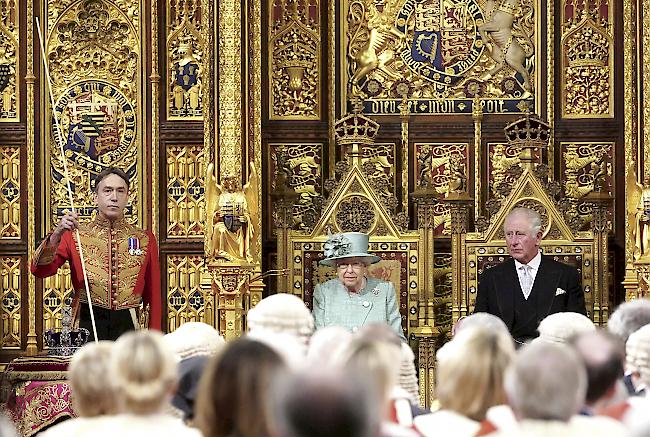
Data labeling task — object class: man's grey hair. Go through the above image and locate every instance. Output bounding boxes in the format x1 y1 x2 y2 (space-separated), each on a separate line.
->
607 299 650 343
504 342 586 421
504 207 543 236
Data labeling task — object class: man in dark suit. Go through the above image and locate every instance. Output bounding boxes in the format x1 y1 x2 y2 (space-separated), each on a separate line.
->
475 207 586 344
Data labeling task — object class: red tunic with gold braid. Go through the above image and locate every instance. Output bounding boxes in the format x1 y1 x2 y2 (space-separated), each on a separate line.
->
30 216 161 330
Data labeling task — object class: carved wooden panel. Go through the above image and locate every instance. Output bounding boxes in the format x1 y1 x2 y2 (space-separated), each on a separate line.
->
269 143 323 231
167 0 204 120
42 265 73 332
166 143 206 238
0 145 20 239
560 142 614 230
0 0 18 121
343 0 540 115
487 142 542 202
269 0 320 120
414 143 468 236
166 255 212 332
45 0 143 228
561 0 613 118
1 256 21 348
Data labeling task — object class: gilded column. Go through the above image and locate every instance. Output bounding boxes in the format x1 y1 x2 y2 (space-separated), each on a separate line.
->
412 192 436 328
25 0 38 355
399 98 410 211
446 193 472 324
644 0 650 181
271 189 298 293
150 0 160 237
26 0 37 355
547 0 555 172
472 98 482 220
623 0 640 298
585 191 611 325
219 0 242 179
202 0 215 181
328 0 336 178
252 0 262 264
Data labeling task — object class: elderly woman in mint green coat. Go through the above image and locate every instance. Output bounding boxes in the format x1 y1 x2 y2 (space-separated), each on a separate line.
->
312 232 406 341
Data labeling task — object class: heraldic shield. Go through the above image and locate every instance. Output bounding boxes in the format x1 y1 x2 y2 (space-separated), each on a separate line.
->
175 62 199 91
223 214 243 233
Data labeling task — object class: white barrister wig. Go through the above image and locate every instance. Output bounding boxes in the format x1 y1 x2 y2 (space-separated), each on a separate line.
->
164 321 225 360
627 323 650 385
533 312 596 345
247 293 314 345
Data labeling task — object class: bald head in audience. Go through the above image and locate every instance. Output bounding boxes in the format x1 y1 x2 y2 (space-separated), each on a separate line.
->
505 342 587 422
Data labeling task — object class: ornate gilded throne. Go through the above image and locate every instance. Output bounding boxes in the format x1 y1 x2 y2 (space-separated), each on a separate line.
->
446 113 612 327
274 111 441 406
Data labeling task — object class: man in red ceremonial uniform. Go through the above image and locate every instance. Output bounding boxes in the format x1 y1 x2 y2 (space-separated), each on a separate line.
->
31 167 161 340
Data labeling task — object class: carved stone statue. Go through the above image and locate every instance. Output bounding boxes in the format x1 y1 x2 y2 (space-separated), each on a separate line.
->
628 165 650 261
206 162 260 263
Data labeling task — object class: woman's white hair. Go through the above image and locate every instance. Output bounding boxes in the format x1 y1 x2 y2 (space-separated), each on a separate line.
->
110 330 179 414
68 340 117 416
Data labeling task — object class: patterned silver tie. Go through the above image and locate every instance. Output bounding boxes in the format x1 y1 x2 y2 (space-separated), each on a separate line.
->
520 265 533 300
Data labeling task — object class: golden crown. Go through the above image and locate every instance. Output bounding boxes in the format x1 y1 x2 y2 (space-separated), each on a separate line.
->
504 112 550 149
334 113 380 146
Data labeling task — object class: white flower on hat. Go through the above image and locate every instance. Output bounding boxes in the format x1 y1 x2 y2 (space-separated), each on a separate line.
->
323 233 352 259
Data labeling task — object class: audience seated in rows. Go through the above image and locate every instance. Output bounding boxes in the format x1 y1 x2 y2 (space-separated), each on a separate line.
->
246 293 315 367
356 323 421 409
306 325 352 365
40 341 117 436
608 299 650 396
493 341 625 437
453 313 510 338
608 299 650 344
247 293 314 351
18 296 650 437
42 330 200 437
335 337 419 437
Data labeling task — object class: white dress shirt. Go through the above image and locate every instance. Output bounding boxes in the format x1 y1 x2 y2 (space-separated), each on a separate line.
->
514 251 541 300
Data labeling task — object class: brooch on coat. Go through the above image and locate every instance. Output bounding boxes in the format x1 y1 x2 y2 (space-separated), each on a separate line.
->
128 237 143 256
371 286 380 296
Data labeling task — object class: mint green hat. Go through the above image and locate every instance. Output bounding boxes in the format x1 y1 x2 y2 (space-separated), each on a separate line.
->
319 232 381 267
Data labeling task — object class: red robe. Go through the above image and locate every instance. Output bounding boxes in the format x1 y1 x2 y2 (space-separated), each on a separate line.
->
30 216 161 330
